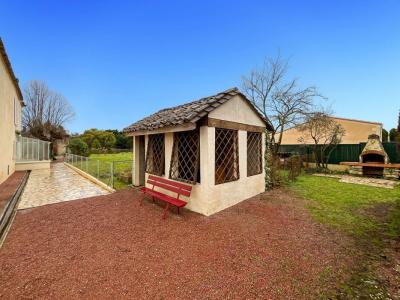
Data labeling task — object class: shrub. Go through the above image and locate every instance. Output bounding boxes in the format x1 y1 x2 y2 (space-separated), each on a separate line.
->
68 138 89 156
287 155 302 181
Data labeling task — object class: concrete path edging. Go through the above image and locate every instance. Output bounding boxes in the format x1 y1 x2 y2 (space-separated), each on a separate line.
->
64 162 115 193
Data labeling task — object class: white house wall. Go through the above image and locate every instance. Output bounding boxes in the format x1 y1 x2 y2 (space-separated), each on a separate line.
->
193 127 266 215
138 126 265 216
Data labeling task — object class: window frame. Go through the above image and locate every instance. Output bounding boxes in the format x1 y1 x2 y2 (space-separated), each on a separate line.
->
169 129 200 184
247 131 263 177
214 127 240 185
145 134 165 176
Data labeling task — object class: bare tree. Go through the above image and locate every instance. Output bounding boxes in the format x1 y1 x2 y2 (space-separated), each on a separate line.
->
298 112 345 169
242 54 323 154
23 80 74 141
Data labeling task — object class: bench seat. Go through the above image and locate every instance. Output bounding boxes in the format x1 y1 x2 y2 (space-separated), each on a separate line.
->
140 187 187 208
139 175 192 219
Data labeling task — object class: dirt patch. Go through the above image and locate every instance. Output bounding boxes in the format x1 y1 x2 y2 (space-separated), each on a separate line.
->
360 202 394 220
0 188 352 299
359 203 400 299
377 238 400 299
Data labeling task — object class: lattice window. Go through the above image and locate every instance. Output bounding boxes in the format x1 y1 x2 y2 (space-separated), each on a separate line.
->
215 128 239 185
145 134 165 176
247 132 262 176
169 130 200 184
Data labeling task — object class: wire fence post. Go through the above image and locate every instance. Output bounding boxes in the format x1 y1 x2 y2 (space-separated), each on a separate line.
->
97 160 100 179
86 157 88 172
111 161 114 188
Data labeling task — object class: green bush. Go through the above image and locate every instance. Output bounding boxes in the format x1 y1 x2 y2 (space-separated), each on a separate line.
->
68 138 89 156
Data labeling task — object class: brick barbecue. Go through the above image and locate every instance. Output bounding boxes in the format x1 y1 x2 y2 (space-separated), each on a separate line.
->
341 134 400 179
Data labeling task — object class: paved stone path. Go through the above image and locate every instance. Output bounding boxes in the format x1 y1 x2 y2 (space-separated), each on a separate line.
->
313 173 399 189
18 163 109 210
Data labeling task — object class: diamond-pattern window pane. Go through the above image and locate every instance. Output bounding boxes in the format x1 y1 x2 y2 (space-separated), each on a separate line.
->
215 128 239 185
247 132 262 176
145 134 165 176
169 130 200 184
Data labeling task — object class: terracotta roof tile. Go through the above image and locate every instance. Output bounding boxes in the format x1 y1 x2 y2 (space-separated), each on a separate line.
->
124 88 273 134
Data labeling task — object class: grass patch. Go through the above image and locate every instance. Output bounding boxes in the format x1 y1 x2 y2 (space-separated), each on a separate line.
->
290 175 400 238
289 174 400 298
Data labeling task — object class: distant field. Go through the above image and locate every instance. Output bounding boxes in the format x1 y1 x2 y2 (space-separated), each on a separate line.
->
89 152 132 162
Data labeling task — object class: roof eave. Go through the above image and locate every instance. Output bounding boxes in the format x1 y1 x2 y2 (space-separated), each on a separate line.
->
125 122 197 136
0 38 24 105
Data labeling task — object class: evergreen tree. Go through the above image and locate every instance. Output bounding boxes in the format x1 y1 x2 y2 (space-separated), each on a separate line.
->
398 110 400 132
397 111 400 153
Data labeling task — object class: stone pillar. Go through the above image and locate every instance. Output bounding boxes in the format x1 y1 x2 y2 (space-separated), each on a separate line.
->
349 166 362 176
383 168 400 180
132 136 140 186
200 126 215 189
132 135 146 186
164 133 173 178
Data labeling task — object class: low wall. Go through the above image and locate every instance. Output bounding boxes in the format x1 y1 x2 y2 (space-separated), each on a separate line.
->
15 161 51 171
64 162 115 193
304 162 350 172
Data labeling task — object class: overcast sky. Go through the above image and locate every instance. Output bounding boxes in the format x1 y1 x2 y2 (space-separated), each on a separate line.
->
1 0 399 133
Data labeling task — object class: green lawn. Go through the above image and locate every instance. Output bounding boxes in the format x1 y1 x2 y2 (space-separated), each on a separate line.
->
289 174 400 298
89 152 133 190
290 175 400 238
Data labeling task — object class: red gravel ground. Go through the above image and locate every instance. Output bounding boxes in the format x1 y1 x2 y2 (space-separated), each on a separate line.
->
0 188 352 299
0 171 26 215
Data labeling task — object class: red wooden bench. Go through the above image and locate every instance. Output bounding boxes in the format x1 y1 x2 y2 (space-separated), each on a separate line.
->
140 175 192 219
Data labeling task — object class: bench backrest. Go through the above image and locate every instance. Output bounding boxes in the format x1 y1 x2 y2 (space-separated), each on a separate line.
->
147 175 192 198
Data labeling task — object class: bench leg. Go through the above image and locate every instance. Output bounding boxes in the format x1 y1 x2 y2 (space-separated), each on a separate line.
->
162 202 170 219
140 193 145 206
177 207 180 215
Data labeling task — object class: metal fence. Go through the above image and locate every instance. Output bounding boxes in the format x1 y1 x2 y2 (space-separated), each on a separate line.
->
65 153 133 189
279 142 400 164
15 136 51 162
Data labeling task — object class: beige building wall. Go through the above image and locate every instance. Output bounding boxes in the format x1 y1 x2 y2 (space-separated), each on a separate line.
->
137 96 266 216
0 53 22 184
208 94 266 127
279 117 383 145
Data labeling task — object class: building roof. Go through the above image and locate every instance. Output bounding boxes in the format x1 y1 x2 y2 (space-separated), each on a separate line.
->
0 38 24 105
123 87 273 134
331 116 382 126
282 116 382 133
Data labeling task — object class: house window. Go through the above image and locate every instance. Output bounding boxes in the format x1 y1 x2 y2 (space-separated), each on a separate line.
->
215 128 239 185
145 134 165 176
247 132 262 176
169 130 200 184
